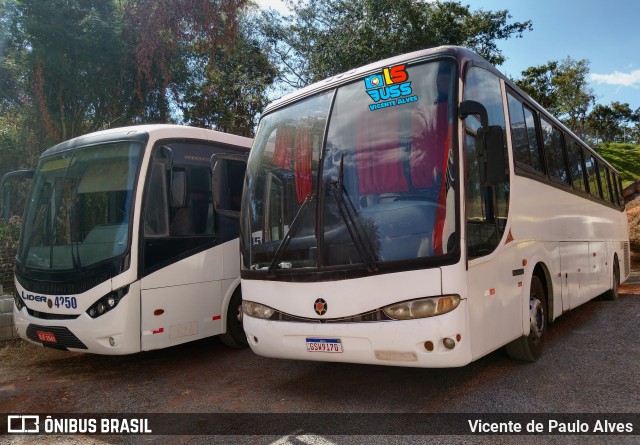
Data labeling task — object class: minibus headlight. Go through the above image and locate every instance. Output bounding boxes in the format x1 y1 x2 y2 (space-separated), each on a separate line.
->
86 286 129 319
242 301 276 320
382 295 461 320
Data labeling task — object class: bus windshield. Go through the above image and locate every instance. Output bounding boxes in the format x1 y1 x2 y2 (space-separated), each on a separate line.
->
18 142 142 270
243 60 457 271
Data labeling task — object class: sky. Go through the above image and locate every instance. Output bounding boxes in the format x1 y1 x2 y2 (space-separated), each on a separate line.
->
253 0 640 112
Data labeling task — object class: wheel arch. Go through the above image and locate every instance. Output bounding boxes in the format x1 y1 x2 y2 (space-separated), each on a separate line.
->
221 277 242 328
532 262 553 324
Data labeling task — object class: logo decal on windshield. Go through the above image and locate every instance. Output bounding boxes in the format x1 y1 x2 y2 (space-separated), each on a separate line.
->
364 64 418 111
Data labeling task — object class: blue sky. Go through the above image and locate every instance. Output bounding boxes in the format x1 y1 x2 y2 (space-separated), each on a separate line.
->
254 0 640 111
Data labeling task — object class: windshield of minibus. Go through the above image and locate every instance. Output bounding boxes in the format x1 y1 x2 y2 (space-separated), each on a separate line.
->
242 60 457 271
18 142 142 270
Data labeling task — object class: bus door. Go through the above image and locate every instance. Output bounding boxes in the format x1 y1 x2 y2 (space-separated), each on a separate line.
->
139 144 245 350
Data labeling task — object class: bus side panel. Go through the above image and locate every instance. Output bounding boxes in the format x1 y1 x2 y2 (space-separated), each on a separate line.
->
588 241 609 299
140 244 225 351
560 242 590 310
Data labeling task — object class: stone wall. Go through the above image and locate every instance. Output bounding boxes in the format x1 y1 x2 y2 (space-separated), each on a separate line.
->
0 239 17 294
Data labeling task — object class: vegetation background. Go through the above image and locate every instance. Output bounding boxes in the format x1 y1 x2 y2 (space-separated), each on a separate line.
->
1 0 640 291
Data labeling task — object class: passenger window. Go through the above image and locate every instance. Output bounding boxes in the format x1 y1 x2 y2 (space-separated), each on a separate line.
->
523 107 543 172
507 93 543 173
583 150 600 198
600 165 613 203
566 140 586 192
541 119 569 183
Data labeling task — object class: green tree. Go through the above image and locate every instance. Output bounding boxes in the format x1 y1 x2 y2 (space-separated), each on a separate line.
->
514 57 595 136
180 19 277 137
514 61 559 112
587 102 639 143
0 0 249 155
259 0 532 89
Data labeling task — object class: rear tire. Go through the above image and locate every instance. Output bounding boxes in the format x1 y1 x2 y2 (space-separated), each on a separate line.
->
602 259 620 301
506 276 547 362
219 290 248 348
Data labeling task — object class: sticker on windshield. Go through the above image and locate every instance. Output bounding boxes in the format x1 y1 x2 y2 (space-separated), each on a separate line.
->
364 64 418 111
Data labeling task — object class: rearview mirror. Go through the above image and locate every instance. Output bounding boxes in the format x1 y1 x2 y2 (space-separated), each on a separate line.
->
477 126 506 186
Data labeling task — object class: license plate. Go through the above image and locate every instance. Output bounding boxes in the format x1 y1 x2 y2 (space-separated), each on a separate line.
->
36 330 57 344
306 338 343 353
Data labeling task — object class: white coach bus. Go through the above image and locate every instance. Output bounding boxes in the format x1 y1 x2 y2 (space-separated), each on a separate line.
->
10 125 251 354
239 46 630 367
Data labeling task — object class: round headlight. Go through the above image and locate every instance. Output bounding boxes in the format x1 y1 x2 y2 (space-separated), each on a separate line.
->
96 302 106 314
106 296 116 308
242 301 276 320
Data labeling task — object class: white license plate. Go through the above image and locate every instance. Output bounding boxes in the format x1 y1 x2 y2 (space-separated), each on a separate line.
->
306 338 343 353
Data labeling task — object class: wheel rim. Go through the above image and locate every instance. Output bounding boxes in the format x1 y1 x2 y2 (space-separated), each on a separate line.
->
529 297 544 342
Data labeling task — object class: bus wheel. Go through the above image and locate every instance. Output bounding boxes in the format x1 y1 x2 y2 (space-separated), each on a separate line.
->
506 276 547 362
602 259 620 301
220 290 249 348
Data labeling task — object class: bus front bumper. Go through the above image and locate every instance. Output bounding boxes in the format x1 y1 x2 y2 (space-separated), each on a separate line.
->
243 300 472 368
13 304 141 355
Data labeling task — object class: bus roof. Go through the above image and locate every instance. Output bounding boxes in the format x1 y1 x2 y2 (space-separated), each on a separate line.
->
263 45 618 174
40 124 253 158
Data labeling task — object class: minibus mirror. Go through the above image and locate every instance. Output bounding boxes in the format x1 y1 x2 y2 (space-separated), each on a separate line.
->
0 169 34 220
170 170 187 208
211 153 248 220
477 125 506 186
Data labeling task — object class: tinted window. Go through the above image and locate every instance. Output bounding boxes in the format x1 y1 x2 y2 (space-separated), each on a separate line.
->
541 119 569 183
507 93 543 173
600 165 613 203
584 150 600 198
566 139 586 192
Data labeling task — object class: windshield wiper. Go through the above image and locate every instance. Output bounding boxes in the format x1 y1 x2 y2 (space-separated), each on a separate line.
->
266 192 315 277
328 155 378 272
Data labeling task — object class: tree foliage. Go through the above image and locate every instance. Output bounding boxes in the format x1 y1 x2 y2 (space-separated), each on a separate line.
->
514 57 595 136
180 19 277 137
259 0 532 89
0 0 259 174
587 102 640 143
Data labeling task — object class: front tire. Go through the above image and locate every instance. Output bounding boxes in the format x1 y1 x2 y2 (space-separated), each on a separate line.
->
219 289 248 348
506 276 547 362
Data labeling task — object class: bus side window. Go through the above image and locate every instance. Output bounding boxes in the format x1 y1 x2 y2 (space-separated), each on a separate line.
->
566 139 587 193
463 66 510 259
583 150 600 199
507 93 543 173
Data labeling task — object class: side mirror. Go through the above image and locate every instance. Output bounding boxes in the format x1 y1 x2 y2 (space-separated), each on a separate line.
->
477 126 506 186
459 100 506 186
211 153 248 220
170 170 187 208
0 169 34 220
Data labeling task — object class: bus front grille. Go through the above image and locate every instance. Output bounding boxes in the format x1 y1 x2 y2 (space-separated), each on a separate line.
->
26 324 88 350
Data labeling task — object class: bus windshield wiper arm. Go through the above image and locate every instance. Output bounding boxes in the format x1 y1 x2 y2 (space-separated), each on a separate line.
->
266 192 315 277
329 155 378 272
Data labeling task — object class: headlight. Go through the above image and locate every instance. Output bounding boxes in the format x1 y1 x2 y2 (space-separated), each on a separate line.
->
87 286 129 319
382 295 461 320
242 301 276 320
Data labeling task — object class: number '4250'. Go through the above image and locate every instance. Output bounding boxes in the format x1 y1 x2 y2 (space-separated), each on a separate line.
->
54 296 78 309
